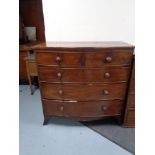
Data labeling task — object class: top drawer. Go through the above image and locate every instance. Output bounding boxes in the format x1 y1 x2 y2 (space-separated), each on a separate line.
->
36 51 82 67
85 50 133 66
35 49 133 67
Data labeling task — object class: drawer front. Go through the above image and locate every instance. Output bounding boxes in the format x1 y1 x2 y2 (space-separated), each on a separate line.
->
43 99 122 117
36 52 58 66
36 51 82 67
38 67 85 82
38 66 130 83
85 67 130 82
124 109 135 127
85 50 132 66
127 94 135 108
60 53 82 67
41 83 62 100
38 67 62 82
40 83 127 100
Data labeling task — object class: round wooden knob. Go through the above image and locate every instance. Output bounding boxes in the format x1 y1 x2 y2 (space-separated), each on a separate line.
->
58 90 63 95
56 56 61 62
57 72 62 78
102 106 108 111
88 83 93 86
106 56 112 62
103 90 109 95
59 106 64 111
104 72 110 78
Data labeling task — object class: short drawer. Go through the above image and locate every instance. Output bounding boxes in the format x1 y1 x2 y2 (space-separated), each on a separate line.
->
36 52 58 66
85 50 132 66
38 66 130 83
36 51 82 67
43 99 122 117
124 109 135 127
40 83 127 100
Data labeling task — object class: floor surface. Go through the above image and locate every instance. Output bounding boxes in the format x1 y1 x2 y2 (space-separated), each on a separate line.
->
19 85 133 155
84 118 135 153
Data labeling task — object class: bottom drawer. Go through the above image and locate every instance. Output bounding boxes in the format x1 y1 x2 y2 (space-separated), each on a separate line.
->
43 99 123 117
124 109 135 127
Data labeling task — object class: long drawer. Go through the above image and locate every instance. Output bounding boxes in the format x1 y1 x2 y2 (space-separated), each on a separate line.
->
43 99 122 117
38 66 130 83
40 83 127 100
36 50 132 67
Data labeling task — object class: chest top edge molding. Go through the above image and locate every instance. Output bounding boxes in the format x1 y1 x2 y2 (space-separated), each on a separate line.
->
32 41 135 51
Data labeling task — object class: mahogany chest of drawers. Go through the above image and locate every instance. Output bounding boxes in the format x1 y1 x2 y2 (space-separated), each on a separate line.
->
34 42 134 125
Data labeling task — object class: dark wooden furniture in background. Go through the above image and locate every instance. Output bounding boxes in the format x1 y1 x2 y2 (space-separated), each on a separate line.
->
19 0 45 83
25 54 38 94
19 0 45 41
34 42 134 125
19 45 31 83
123 55 135 127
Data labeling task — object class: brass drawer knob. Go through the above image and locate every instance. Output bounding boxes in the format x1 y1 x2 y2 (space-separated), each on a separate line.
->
57 72 62 78
59 106 64 111
105 56 112 62
104 72 111 78
56 56 61 62
58 90 63 95
102 105 108 111
103 90 109 95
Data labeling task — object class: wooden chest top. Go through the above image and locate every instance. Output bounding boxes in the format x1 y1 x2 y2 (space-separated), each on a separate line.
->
32 41 134 50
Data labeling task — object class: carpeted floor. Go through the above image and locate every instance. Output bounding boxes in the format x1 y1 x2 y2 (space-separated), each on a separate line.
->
83 118 135 154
